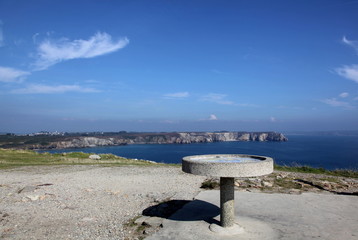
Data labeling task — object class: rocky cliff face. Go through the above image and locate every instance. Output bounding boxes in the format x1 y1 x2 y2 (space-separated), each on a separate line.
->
28 132 287 149
175 132 287 143
29 137 128 150
49 137 128 149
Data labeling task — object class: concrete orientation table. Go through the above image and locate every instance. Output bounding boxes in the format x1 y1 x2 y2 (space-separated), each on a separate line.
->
182 154 273 234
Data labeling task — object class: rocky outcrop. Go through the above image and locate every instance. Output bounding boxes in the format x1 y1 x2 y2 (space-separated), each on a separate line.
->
175 132 287 143
27 132 287 149
201 171 358 195
29 137 128 149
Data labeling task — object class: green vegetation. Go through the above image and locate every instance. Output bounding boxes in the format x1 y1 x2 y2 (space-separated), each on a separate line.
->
274 177 303 189
123 215 149 240
123 216 142 228
0 135 63 148
0 148 156 169
274 164 358 178
200 179 220 189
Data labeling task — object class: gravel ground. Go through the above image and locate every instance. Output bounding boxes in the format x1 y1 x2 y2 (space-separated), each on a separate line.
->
0 165 206 239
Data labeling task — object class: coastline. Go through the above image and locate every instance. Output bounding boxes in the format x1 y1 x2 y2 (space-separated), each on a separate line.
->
35 135 358 170
0 131 288 150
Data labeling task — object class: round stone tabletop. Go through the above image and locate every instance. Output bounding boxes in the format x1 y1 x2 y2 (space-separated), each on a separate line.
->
182 154 273 178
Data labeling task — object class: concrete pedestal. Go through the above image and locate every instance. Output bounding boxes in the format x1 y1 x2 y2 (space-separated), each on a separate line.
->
182 154 274 235
220 177 235 227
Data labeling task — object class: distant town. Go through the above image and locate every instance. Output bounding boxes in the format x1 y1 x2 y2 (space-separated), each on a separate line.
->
0 131 127 137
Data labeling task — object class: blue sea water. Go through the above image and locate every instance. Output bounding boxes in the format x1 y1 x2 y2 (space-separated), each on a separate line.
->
42 135 358 170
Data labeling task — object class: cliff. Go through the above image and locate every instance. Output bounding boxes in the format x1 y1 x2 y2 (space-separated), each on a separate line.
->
175 132 287 143
25 132 287 149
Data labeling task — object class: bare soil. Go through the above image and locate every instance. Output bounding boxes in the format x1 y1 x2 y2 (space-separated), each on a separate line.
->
0 165 205 240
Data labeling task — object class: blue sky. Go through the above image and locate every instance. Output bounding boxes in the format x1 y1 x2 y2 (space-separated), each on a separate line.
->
0 0 358 133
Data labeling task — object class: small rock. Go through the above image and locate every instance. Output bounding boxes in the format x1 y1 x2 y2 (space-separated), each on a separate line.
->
26 195 40 201
81 217 95 222
18 185 38 194
89 154 101 160
262 181 273 187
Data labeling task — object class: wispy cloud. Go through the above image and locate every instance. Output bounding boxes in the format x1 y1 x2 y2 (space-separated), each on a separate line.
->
339 92 349 98
198 114 219 121
32 33 40 44
335 64 358 83
208 114 218 120
201 93 234 105
0 20 3 47
321 98 354 109
11 84 100 94
343 36 358 54
33 32 129 70
270 117 277 122
336 37 358 83
0 66 30 83
237 103 259 107
164 91 189 98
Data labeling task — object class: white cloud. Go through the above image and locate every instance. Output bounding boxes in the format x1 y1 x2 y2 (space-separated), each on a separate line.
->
270 117 276 122
0 66 30 83
201 93 234 105
32 33 40 44
33 32 129 70
343 36 358 54
209 114 218 120
164 92 189 98
84 79 101 83
321 98 353 109
339 92 349 98
11 84 100 94
335 64 358 83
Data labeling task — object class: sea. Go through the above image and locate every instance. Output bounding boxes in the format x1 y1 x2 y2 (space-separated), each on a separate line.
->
41 135 358 170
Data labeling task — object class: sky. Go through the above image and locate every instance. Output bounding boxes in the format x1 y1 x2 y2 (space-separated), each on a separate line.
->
0 0 358 133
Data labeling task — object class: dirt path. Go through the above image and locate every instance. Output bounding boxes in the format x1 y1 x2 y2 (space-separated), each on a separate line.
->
0 165 205 239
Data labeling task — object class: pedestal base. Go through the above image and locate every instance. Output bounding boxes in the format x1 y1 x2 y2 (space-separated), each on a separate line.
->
209 222 244 235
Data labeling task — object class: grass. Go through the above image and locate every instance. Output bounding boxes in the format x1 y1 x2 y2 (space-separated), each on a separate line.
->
274 177 303 189
200 179 220 189
123 215 149 240
274 164 358 178
0 148 157 169
123 215 142 228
